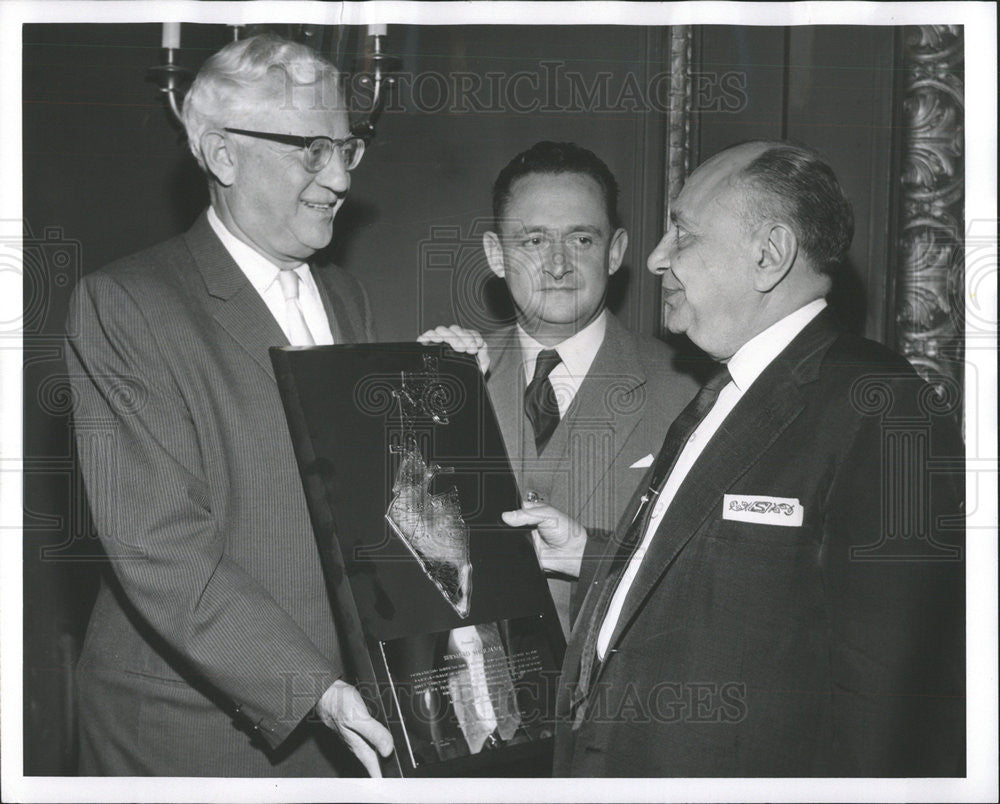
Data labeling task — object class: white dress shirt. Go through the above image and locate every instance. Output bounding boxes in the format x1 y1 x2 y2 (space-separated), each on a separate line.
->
596 299 828 658
207 207 334 345
517 310 607 418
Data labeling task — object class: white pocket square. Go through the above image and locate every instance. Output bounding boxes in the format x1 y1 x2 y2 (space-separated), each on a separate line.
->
723 494 803 527
629 454 654 469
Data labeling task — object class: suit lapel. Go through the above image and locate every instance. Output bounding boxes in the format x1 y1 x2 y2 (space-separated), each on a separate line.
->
486 328 528 490
561 315 647 519
568 467 653 639
558 474 652 716
185 212 288 382
313 269 353 343
596 312 840 662
487 315 649 518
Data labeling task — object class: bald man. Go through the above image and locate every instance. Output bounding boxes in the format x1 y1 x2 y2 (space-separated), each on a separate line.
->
514 141 965 776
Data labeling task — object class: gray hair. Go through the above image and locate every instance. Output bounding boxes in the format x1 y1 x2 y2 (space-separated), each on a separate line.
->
182 32 343 171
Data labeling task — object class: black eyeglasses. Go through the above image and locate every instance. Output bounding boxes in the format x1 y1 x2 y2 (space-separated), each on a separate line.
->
223 128 366 172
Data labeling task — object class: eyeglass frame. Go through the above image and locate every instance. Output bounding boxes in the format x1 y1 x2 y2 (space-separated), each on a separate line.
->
222 127 366 172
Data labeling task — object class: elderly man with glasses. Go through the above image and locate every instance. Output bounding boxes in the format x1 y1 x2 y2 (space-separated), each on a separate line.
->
65 33 391 777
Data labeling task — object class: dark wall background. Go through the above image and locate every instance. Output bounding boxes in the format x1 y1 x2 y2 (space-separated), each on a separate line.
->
22 23 898 774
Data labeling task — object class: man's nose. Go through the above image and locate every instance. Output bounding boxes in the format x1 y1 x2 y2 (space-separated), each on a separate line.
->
545 241 570 278
646 230 672 275
314 151 351 193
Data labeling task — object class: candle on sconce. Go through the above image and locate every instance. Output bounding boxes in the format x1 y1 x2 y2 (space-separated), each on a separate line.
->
367 23 387 38
162 22 181 50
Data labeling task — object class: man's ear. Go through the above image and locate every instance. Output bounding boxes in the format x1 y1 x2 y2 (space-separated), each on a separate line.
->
483 231 505 278
201 131 237 187
607 228 628 276
752 222 797 292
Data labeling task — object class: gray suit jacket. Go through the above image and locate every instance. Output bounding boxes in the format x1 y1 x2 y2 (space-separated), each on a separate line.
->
66 212 375 776
484 314 698 635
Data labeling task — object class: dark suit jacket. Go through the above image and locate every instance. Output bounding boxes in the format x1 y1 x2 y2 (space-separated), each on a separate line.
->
66 212 376 776
484 314 699 635
555 310 965 777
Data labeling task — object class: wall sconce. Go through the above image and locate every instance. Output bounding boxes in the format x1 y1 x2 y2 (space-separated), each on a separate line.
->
351 25 402 139
147 23 400 139
146 23 193 123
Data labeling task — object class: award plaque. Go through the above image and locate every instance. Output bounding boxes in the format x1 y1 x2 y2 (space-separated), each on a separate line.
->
271 344 566 777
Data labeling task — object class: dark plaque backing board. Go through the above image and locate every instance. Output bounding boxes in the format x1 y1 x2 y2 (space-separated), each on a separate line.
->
271 344 566 777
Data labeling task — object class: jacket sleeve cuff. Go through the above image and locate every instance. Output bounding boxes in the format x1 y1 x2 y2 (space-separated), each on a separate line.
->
231 665 342 748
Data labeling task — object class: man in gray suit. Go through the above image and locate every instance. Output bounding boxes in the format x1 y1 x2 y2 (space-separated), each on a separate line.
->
66 34 392 776
420 141 697 636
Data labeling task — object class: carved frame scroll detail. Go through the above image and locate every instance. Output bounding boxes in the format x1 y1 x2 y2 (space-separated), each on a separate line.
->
893 25 965 427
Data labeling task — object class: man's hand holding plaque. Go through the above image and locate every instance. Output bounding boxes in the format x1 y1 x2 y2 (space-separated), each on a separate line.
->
417 325 491 374
316 680 394 777
503 502 587 580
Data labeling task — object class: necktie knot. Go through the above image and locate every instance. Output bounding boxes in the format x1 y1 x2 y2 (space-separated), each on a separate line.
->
531 349 562 383
277 268 301 301
704 364 733 394
691 364 732 417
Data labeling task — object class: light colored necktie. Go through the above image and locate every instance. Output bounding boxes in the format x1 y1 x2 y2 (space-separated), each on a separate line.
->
276 269 315 346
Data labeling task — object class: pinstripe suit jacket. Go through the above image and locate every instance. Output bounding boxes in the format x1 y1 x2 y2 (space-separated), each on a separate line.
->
484 314 699 637
66 211 376 776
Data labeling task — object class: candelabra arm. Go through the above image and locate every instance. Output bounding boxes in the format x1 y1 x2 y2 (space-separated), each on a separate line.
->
147 48 193 126
351 35 401 139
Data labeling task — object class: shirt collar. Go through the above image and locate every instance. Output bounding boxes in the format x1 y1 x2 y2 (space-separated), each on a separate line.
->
516 310 608 378
207 206 308 292
725 299 827 393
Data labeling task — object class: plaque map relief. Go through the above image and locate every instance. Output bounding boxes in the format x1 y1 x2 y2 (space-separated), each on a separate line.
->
271 343 566 776
385 357 473 618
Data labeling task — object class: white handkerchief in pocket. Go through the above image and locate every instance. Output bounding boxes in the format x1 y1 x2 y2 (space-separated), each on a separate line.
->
629 454 654 469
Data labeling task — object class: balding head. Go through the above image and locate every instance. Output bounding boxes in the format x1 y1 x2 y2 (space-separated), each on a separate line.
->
727 141 854 276
646 140 850 359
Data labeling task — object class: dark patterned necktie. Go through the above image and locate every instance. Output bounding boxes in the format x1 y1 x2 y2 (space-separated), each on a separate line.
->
524 348 562 454
571 364 733 728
